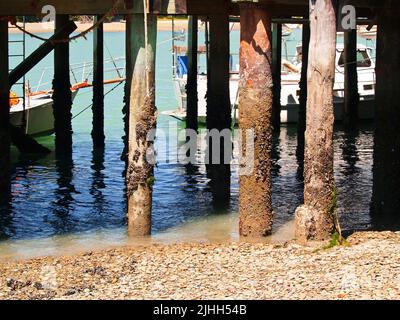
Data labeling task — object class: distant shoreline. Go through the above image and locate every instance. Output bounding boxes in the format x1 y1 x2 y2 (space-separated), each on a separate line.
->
8 20 241 35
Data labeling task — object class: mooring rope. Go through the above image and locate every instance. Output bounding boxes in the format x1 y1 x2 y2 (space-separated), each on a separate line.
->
72 80 124 120
8 0 122 44
334 57 376 74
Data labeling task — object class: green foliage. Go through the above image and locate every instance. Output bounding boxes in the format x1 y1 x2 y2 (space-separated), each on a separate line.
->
326 231 341 248
329 184 338 217
323 231 350 250
146 176 155 187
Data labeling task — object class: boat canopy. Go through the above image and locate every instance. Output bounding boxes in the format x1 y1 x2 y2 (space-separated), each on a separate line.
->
177 55 188 77
175 53 235 77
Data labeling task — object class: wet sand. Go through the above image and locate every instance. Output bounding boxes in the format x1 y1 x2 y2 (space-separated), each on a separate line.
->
0 216 295 262
1 232 399 300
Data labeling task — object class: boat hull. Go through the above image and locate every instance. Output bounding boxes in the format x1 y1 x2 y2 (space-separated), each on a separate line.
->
10 100 54 136
10 91 78 137
162 97 375 125
281 96 375 124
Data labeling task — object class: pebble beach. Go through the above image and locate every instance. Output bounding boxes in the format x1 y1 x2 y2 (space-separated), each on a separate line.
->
1 232 399 300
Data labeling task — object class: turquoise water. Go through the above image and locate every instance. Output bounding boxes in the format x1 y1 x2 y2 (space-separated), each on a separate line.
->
3 29 244 241
0 26 378 258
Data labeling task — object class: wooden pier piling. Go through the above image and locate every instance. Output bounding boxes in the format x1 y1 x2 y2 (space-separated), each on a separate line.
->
0 20 10 191
122 15 133 163
186 15 198 133
295 0 336 242
92 15 105 148
238 3 274 237
52 15 73 155
343 28 359 128
207 14 231 131
297 21 310 163
126 12 157 236
372 5 400 222
272 23 282 131
0 0 396 243
206 13 231 205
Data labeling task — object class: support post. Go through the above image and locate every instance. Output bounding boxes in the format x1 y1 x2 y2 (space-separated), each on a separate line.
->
122 14 133 162
126 13 157 236
272 23 282 131
206 13 231 205
186 15 198 132
297 21 310 162
238 3 274 237
343 28 359 128
295 0 336 242
207 14 231 131
92 15 105 148
0 20 10 191
371 5 400 226
52 15 73 155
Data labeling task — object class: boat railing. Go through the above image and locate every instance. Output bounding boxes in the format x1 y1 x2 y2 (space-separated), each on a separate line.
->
34 56 126 93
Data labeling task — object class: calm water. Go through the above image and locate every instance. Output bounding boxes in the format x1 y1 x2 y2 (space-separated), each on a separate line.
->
0 26 378 259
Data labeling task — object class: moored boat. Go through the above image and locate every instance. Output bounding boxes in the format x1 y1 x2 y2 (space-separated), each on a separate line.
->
10 90 79 136
164 36 376 125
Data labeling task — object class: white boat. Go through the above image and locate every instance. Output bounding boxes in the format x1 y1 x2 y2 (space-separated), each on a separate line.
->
164 42 376 124
8 56 126 137
10 90 78 136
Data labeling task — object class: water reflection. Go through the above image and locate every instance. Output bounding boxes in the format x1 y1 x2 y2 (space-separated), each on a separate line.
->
340 129 360 175
205 132 231 213
0 124 387 244
0 177 13 240
49 154 78 234
271 126 304 227
90 148 106 216
334 126 373 232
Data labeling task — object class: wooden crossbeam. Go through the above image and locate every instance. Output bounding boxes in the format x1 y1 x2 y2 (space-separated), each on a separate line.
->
0 0 382 17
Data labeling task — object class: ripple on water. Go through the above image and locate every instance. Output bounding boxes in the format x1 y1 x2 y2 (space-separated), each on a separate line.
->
1 125 375 247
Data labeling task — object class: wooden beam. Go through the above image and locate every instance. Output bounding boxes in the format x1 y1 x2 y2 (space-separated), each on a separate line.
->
206 13 231 205
0 0 381 16
0 0 130 15
272 22 282 131
0 0 188 15
0 20 10 191
92 15 105 148
186 15 198 132
9 20 77 88
10 124 51 154
207 13 231 131
371 4 400 225
52 15 73 155
238 2 274 237
126 13 157 236
122 14 134 163
343 28 359 128
295 0 336 242
153 0 188 14
297 21 309 161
